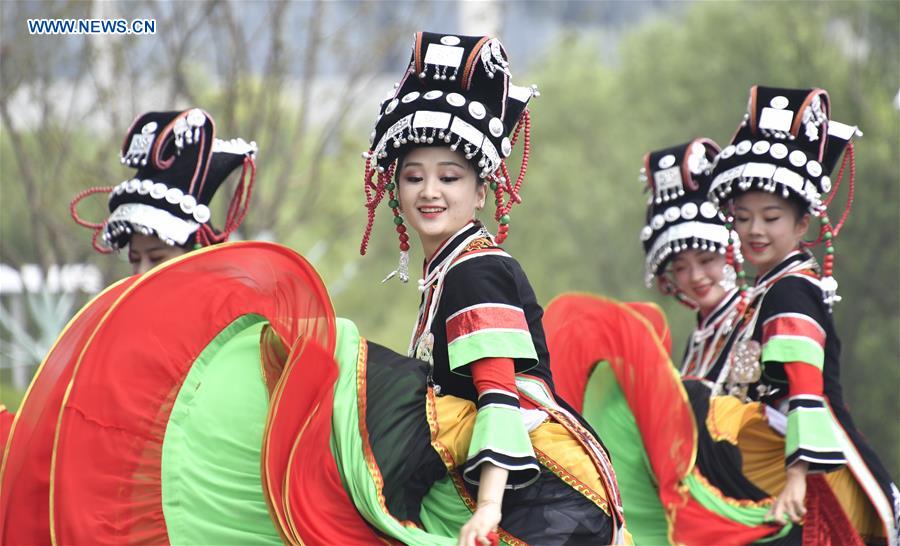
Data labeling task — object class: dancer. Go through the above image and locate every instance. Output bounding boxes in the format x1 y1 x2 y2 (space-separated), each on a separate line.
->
640 138 744 383
546 138 758 545
1 109 265 544
546 94 898 543
3 36 625 546
707 85 899 544
359 31 625 545
70 108 257 274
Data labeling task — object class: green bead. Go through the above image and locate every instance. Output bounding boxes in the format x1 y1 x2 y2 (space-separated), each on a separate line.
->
740 283 750 291
193 243 202 250
823 232 832 240
727 238 734 245
385 182 395 191
393 216 404 226
499 214 510 225
826 246 834 253
737 270 747 278
489 181 499 191
388 199 399 208
725 223 733 230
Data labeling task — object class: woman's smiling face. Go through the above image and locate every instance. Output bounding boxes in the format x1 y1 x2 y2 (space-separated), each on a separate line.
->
397 146 486 258
669 249 728 316
732 191 809 276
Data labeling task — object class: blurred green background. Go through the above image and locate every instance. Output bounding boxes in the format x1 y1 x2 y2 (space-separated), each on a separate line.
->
1 1 897 476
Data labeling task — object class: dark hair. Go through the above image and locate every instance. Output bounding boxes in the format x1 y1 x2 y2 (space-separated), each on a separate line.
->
783 194 808 222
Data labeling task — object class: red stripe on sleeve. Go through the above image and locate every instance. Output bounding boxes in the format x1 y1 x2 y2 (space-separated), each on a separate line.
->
762 314 826 347
471 357 517 397
785 361 824 397
446 305 528 343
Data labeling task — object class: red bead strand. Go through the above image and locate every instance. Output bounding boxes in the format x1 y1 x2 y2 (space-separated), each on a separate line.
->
491 110 532 244
69 185 116 254
359 157 382 255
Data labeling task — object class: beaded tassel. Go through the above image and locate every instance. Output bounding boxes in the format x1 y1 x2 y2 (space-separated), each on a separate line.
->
358 156 406 282
723 215 752 316
491 109 531 244
383 171 410 283
803 142 855 309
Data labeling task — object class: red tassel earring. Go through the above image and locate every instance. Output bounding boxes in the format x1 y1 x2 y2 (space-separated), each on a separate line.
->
820 142 854 307
382 164 408 282
359 156 406 282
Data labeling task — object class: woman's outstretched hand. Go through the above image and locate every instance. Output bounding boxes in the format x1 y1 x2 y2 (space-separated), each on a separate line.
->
458 503 501 546
766 461 809 525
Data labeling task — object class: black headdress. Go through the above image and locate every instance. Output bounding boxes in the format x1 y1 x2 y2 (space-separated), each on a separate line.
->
708 86 860 306
71 108 257 252
640 138 737 287
359 31 538 282
708 86 857 216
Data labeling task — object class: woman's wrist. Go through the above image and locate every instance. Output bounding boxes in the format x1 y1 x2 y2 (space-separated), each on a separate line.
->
786 460 809 477
477 499 502 510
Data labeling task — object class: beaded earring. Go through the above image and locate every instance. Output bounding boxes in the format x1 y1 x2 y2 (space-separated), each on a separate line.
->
359 156 406 282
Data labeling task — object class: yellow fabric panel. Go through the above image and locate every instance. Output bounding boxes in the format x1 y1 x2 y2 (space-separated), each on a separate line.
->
825 467 884 540
705 397 785 495
432 395 610 511
705 397 882 538
433 395 477 466
706 396 768 445
737 410 787 497
531 420 610 512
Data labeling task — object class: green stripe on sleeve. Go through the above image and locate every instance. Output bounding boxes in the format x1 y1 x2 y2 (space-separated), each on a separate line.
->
761 336 824 370
447 330 537 374
467 405 535 463
785 406 843 460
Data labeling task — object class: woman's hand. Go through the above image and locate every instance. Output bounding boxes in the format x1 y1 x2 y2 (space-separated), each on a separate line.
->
766 461 809 525
459 464 508 546
458 501 501 546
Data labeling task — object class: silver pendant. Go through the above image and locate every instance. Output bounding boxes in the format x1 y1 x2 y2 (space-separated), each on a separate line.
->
726 340 762 401
719 264 737 291
415 332 434 364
